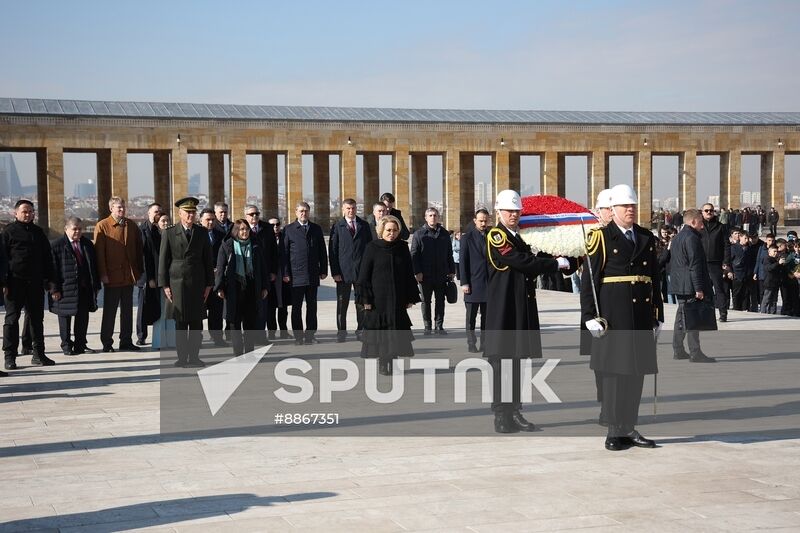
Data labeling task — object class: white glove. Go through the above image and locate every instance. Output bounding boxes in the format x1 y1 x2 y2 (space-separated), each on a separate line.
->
653 322 663 340
585 319 605 338
556 257 570 270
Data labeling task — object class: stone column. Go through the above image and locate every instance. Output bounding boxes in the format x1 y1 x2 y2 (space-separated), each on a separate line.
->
208 151 225 206
171 145 188 220
261 152 279 218
678 151 697 212
508 152 521 194
153 151 171 210
410 154 428 228
313 153 331 227
340 147 357 204
589 151 608 207
96 149 112 220
393 147 410 217
286 148 303 216
111 148 128 200
493 149 510 194
443 150 460 231
457 153 474 231
634 151 653 227
719 150 741 210
541 151 562 196
362 153 380 207
762 151 785 222
45 145 64 237
230 147 247 221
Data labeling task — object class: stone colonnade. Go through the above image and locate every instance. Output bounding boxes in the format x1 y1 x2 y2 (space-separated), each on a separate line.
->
0 117 795 235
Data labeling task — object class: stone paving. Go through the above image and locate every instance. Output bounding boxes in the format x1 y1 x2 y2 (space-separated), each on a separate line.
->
1 281 799 532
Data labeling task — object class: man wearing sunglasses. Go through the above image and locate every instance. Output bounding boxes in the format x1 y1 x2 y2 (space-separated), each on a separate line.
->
700 203 731 322
245 205 278 341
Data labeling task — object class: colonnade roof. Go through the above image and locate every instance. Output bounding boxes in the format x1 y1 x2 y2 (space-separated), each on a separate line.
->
1 97 799 126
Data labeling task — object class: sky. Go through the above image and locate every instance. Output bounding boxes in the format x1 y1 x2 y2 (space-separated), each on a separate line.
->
3 0 800 206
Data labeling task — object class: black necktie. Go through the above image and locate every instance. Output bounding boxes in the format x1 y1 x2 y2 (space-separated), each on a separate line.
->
625 229 634 243
185 227 192 241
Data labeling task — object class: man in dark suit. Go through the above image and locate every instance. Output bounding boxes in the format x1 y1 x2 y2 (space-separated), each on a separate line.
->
200 208 228 347
283 201 328 345
214 201 233 237
410 207 455 334
266 217 291 339
380 192 410 240
368 202 387 240
459 208 490 353
136 202 162 345
245 204 278 342
669 209 716 362
49 217 101 355
159 197 214 367
329 198 373 342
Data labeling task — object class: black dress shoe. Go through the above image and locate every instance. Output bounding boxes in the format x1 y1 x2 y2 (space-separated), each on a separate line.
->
4 360 17 370
423 329 433 336
719 314 727 322
31 354 56 366
174 360 186 368
435 328 447 335
673 351 690 360
280 331 292 339
624 430 657 448
494 413 520 433
21 348 33 356
336 335 347 344
83 347 98 354
294 338 304 346
185 359 207 368
467 344 479 353
136 339 147 346
0 370 7 377
378 359 393 376
511 411 536 432
213 339 228 347
605 437 630 451
268 331 277 341
690 352 717 363
62 349 74 356
305 336 320 345
119 343 141 352
102 346 116 353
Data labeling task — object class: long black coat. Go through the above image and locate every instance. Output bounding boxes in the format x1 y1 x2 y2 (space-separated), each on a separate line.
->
214 239 270 322
48 235 101 316
357 239 421 357
483 224 562 358
158 223 214 322
580 221 663 376
329 216 373 283
267 229 291 308
283 220 328 287
669 225 713 297
458 228 489 303
250 220 278 278
140 222 162 325
410 224 455 284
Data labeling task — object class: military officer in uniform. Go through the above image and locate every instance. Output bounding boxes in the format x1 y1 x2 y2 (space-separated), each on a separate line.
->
159 197 215 367
581 183 663 451
484 190 575 433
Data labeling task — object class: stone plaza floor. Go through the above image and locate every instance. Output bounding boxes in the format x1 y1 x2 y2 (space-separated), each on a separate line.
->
1 281 799 532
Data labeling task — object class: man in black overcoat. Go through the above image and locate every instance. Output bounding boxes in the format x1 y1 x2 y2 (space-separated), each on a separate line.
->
136 202 162 345
329 198 373 342
581 184 663 451
200 208 229 346
483 190 574 433
158 197 214 367
700 203 731 322
283 201 328 344
669 209 716 362
459 208 490 353
266 217 292 339
49 216 101 355
380 192 410 240
245 204 278 342
410 207 455 335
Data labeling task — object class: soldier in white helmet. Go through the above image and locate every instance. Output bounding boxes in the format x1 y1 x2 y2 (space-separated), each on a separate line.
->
581 183 663 451
483 190 576 433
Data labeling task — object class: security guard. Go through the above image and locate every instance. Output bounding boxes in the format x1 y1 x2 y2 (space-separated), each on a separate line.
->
484 190 575 433
158 197 214 367
581 184 663 451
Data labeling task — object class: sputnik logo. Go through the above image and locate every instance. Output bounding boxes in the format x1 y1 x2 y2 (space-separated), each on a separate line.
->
197 345 273 416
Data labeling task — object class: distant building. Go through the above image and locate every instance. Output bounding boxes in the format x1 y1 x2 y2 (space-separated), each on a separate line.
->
188 173 201 195
73 179 96 198
0 153 24 197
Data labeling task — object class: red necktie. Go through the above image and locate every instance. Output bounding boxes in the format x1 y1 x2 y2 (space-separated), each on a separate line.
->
72 240 83 265
348 220 355 236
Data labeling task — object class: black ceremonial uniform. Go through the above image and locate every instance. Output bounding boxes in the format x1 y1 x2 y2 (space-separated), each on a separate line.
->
580 221 663 441
483 224 566 430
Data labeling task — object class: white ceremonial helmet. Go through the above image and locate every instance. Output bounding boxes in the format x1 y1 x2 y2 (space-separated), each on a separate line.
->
609 183 638 205
595 188 613 209
495 189 522 210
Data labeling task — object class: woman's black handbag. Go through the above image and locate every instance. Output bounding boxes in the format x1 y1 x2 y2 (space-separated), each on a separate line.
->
445 280 458 304
682 298 718 331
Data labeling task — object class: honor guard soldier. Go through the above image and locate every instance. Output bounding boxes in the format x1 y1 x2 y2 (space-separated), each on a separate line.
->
483 190 575 433
158 197 215 367
581 184 663 451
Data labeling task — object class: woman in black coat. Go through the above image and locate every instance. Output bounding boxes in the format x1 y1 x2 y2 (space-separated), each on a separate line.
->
215 219 269 356
357 215 420 375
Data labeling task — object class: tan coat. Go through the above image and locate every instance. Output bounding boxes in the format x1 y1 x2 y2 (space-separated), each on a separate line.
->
94 215 143 288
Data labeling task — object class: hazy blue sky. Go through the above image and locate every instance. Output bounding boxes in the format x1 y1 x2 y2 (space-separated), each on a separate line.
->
3 0 799 206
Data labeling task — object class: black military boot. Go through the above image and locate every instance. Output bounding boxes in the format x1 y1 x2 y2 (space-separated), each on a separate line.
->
494 411 519 433
31 353 55 366
511 410 536 432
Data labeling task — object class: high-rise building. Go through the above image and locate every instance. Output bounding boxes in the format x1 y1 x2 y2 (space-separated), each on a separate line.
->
188 173 201 195
476 181 487 206
0 153 24 196
73 179 96 198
